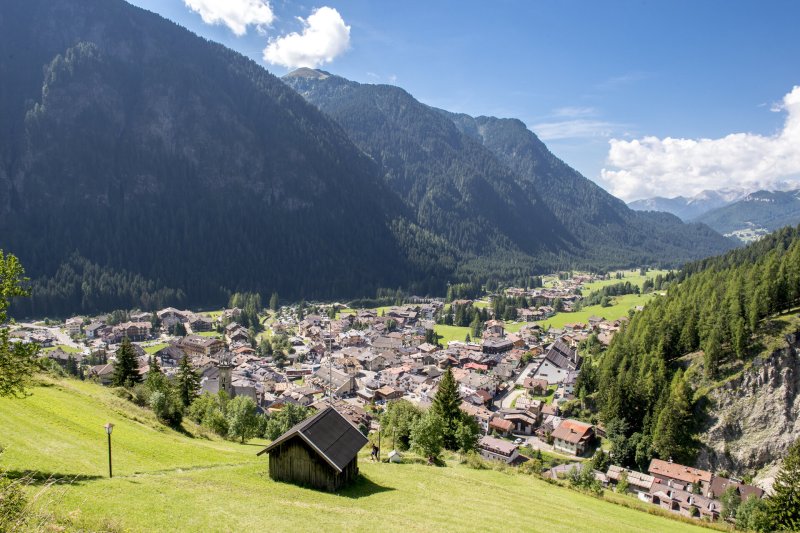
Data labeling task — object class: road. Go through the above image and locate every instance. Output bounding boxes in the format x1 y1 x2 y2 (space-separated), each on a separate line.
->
15 322 82 350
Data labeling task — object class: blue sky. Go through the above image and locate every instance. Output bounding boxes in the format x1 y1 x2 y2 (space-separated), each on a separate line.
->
128 0 800 201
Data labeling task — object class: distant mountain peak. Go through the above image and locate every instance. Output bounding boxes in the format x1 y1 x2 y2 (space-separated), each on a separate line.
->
283 67 330 80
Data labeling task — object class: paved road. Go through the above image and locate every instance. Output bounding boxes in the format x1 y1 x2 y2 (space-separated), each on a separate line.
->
16 322 81 349
514 361 538 386
499 388 525 409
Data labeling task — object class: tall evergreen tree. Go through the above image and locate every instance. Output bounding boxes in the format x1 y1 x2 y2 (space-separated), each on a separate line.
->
651 370 695 463
269 292 279 312
0 251 38 398
176 355 200 407
112 337 141 387
767 438 800 530
431 368 461 449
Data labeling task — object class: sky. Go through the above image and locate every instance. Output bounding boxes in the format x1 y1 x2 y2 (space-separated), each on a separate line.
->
127 0 800 202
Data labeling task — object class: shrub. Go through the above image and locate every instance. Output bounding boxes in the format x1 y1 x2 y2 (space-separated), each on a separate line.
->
464 451 487 470
0 476 28 530
150 390 184 427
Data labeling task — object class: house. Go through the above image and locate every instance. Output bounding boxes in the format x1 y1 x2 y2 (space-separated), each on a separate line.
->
707 475 764 502
478 435 519 464
65 317 83 336
502 409 539 435
488 416 514 436
648 482 721 521
544 339 581 371
523 377 549 395
551 419 594 456
648 459 712 493
188 314 213 332
607 465 655 498
313 367 357 396
180 335 225 357
484 320 505 336
256 406 368 491
88 363 115 386
482 338 514 355
374 385 404 402
84 322 106 339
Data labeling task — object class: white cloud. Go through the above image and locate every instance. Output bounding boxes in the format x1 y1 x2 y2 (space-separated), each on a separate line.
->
263 7 350 69
532 119 618 141
601 86 800 201
184 0 275 36
552 106 597 118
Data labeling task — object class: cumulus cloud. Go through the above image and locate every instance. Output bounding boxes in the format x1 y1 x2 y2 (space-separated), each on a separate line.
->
601 86 800 201
184 0 275 36
263 7 350 69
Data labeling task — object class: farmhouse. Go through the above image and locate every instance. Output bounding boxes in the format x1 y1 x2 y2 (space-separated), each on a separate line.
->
257 407 368 491
551 419 594 456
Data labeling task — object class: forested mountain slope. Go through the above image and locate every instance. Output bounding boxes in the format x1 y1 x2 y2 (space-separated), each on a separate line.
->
285 69 732 273
0 0 429 316
583 225 800 478
695 189 800 235
444 114 733 268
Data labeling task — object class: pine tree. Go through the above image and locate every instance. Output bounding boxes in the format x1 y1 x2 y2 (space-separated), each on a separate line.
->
767 438 800 530
651 370 695 463
112 337 141 387
431 368 461 449
269 292 279 312
0 250 39 398
176 355 200 407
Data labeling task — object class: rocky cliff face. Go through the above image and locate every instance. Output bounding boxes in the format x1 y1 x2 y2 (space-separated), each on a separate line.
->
698 331 800 489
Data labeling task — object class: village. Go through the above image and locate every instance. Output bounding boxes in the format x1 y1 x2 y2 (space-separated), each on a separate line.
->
8 270 765 522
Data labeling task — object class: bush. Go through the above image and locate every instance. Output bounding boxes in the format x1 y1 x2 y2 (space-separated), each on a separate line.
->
0 476 28 530
519 458 543 476
150 390 184 427
130 383 150 407
463 451 487 470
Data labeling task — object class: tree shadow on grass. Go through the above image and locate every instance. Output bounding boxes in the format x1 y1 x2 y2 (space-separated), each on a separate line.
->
337 474 395 499
2 470 104 486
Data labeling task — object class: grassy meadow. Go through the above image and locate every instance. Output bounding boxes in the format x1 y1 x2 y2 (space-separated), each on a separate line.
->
0 379 712 532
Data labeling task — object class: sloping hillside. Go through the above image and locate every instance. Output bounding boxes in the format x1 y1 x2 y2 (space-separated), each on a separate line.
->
0 378 707 532
696 189 800 237
284 69 733 274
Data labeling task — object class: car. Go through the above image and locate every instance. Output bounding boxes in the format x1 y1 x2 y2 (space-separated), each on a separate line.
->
514 438 524 445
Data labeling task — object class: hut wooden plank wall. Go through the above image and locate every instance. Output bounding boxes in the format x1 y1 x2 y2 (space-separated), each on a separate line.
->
257 406 368 492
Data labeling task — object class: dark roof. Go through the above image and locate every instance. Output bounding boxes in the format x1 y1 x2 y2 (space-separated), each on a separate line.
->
545 339 580 370
257 406 368 472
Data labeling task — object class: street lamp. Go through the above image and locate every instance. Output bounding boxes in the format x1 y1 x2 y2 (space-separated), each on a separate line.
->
104 423 114 478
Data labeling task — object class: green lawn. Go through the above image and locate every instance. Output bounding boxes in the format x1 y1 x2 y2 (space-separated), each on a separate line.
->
0 379 709 532
579 269 671 294
41 345 83 354
143 342 169 354
434 324 473 345
195 331 223 338
536 293 655 330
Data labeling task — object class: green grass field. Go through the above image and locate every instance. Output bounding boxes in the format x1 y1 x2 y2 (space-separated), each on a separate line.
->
41 345 83 354
538 293 656 330
434 324 472 345
0 379 710 532
578 269 671 294
143 342 169 354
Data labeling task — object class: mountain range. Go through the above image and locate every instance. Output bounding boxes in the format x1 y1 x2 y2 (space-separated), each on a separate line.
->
696 189 800 237
0 0 732 316
627 189 746 221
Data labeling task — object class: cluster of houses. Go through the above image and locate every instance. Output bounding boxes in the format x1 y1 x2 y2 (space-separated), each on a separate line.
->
30 294 628 463
547 458 764 522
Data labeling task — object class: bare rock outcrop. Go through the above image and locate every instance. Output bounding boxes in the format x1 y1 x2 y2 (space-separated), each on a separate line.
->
697 332 800 490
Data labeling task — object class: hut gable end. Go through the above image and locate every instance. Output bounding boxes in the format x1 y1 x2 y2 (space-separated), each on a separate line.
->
257 406 368 491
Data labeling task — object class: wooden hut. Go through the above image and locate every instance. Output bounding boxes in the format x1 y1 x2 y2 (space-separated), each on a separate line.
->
257 406 369 491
